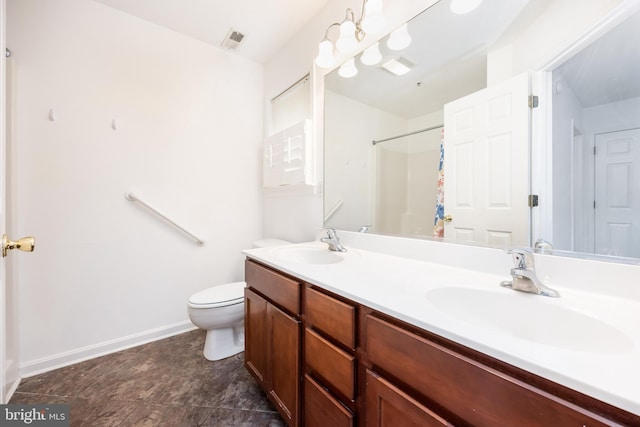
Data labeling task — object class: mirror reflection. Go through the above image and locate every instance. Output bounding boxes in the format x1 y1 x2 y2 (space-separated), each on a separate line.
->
324 0 640 263
551 9 640 259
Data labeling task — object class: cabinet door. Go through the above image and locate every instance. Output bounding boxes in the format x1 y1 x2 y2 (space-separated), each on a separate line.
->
305 374 354 427
268 302 301 427
365 314 615 426
244 288 267 386
365 370 452 427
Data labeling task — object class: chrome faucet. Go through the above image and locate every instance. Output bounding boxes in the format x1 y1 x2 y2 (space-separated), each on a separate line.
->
359 225 372 233
321 228 347 252
500 249 559 297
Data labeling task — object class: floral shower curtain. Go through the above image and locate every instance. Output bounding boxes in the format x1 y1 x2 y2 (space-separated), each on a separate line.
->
432 128 445 237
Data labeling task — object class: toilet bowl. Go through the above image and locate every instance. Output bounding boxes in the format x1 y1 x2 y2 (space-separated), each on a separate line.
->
187 238 290 361
188 281 246 361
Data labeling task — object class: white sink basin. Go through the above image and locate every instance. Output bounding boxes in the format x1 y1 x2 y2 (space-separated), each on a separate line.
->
273 245 344 264
426 287 634 353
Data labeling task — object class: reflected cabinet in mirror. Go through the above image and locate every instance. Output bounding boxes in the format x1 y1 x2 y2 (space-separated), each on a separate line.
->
323 0 640 263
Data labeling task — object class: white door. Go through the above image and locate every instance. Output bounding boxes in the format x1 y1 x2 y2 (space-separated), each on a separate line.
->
1 0 30 403
443 72 530 246
594 128 640 258
1 0 11 403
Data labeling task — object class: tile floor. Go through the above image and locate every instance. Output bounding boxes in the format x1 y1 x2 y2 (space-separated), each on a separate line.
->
10 329 284 426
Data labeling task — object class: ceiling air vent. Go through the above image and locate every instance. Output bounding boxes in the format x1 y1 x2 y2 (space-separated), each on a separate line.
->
221 28 245 51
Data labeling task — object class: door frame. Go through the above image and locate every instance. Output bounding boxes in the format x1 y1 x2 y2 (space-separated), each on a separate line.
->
531 0 640 247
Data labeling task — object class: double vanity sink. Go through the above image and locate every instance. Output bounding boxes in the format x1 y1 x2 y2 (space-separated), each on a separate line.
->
245 237 640 418
270 242 634 354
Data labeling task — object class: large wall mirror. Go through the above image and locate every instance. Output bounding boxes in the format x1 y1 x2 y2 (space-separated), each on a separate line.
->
324 0 640 264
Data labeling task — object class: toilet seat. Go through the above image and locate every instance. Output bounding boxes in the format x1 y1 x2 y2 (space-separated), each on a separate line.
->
188 282 246 309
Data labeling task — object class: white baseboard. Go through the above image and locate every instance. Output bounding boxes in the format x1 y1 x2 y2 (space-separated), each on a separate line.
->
19 321 198 378
5 377 20 404
3 358 21 403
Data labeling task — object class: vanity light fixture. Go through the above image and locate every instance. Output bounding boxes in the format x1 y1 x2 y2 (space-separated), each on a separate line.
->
386 23 411 51
339 57 359 78
314 0 386 68
450 0 483 14
315 38 336 68
360 41 382 65
361 0 385 34
336 18 360 53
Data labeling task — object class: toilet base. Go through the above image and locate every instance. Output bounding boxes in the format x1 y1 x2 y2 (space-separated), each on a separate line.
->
203 323 245 361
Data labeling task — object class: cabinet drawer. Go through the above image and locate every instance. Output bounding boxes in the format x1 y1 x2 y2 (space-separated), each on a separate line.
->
365 314 613 427
305 328 356 401
365 369 452 427
245 259 300 315
305 286 356 349
304 374 354 427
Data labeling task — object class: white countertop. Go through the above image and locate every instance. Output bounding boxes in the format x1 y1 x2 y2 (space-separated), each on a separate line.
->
243 237 640 416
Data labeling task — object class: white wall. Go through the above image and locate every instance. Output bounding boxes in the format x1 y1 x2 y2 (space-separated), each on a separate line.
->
583 97 640 133
324 90 407 232
8 0 264 374
551 77 583 251
323 91 443 235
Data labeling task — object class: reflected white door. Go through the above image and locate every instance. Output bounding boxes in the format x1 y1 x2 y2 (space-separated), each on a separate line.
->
443 73 530 246
594 128 640 258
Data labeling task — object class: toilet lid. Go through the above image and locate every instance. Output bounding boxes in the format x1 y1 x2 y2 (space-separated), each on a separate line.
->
189 282 246 306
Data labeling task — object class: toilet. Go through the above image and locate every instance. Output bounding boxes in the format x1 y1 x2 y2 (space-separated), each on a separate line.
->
187 239 290 361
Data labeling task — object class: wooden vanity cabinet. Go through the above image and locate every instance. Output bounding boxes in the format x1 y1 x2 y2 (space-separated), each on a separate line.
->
244 260 301 427
361 310 637 427
303 285 357 426
244 260 640 427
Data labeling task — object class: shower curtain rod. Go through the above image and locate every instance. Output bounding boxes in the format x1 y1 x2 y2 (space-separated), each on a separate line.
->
372 124 444 146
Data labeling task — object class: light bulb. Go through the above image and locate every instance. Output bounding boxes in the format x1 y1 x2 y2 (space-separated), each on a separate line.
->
361 0 385 34
336 19 358 53
387 23 411 51
450 0 482 14
315 39 335 68
365 0 383 14
338 58 358 78
360 42 382 65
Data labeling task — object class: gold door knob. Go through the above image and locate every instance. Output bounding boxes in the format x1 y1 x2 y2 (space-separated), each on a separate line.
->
2 234 35 257
443 215 453 223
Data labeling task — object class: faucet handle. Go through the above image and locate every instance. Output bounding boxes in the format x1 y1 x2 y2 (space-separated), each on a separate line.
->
325 228 338 238
534 238 553 254
506 249 534 269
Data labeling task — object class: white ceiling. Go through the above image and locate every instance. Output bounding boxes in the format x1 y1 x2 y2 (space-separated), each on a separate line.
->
554 9 640 108
92 0 330 63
